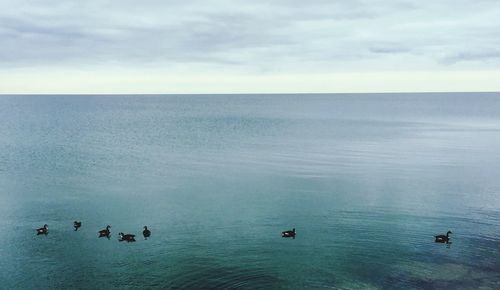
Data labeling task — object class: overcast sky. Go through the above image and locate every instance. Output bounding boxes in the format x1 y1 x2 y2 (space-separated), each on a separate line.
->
1 0 499 93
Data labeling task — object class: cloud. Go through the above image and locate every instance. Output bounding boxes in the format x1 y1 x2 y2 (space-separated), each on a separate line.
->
443 51 500 64
0 0 500 92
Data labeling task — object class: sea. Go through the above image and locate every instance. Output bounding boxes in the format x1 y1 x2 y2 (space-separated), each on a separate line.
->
0 93 499 289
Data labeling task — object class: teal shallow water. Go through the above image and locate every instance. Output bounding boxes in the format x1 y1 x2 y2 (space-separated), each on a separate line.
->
0 93 499 289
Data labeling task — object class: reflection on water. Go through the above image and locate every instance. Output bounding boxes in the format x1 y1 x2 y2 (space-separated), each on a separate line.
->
0 93 500 289
163 258 283 289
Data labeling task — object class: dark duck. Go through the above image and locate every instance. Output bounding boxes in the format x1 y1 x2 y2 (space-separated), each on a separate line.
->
282 228 296 239
119 232 136 242
435 231 452 243
143 226 151 239
99 225 111 238
36 224 48 235
73 221 82 231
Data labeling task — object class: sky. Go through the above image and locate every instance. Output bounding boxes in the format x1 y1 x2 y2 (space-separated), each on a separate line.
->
1 0 499 94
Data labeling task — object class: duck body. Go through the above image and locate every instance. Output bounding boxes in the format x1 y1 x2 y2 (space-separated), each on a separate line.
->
73 221 82 231
36 224 48 235
282 228 296 239
143 226 151 239
99 225 111 238
119 232 136 242
435 231 452 243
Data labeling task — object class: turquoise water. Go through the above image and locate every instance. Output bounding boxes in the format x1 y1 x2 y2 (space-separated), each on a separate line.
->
0 93 499 289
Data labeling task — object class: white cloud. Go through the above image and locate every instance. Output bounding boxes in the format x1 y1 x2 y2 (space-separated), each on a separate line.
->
1 0 499 93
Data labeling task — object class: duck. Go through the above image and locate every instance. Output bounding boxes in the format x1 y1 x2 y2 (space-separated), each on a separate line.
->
73 221 82 231
36 224 48 235
143 226 151 239
98 225 111 237
282 228 296 239
119 232 136 242
435 231 452 243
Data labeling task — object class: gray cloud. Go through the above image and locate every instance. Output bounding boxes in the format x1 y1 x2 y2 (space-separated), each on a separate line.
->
443 51 500 64
1 0 499 72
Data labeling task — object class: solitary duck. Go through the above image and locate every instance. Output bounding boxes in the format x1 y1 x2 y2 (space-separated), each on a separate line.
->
143 226 151 239
98 225 111 238
73 221 82 231
282 228 296 239
119 232 136 242
36 224 48 235
435 231 452 243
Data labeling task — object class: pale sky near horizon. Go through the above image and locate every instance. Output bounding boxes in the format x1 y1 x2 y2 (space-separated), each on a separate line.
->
1 0 500 94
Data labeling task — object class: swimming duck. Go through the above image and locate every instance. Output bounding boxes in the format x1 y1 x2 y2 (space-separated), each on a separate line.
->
119 232 136 242
143 226 151 239
282 228 296 239
435 231 452 243
36 224 48 235
98 225 111 237
73 221 82 231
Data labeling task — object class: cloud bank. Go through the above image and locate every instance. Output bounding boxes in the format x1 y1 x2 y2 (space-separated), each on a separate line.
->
1 0 499 93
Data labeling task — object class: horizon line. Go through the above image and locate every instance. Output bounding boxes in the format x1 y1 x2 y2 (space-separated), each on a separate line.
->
1 91 499 96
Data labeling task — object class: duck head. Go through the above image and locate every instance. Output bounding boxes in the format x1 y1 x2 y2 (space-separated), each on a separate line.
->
144 226 148 230
44 224 48 229
447 231 452 236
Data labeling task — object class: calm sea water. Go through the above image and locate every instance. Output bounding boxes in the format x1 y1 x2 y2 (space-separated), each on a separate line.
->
0 93 499 289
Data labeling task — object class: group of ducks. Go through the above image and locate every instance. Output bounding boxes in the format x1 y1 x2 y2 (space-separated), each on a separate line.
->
36 222 152 242
279 228 453 244
36 223 451 244
279 228 452 244
36 222 293 241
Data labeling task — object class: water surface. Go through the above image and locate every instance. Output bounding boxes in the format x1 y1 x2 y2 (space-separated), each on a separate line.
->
0 93 499 289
